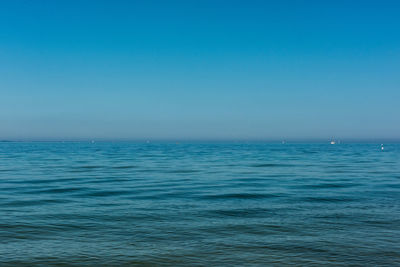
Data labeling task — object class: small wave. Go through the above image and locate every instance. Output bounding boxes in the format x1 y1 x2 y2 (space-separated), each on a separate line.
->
200 223 297 236
80 190 133 197
5 199 69 207
297 182 360 189
167 169 199 174
205 208 273 218
69 165 103 172
200 193 281 200
301 196 356 203
0 169 19 172
251 163 294 168
9 178 77 184
74 165 102 169
111 165 138 169
299 150 318 154
36 187 84 194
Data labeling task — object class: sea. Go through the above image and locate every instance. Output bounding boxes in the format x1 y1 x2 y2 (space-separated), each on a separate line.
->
0 142 399 266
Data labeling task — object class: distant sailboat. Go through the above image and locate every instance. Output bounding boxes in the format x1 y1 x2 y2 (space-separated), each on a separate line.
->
330 140 336 145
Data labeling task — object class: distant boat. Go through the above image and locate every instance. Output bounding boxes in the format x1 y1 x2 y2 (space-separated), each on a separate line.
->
330 140 336 145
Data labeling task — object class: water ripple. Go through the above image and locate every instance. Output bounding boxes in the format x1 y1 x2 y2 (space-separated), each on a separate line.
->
0 142 399 266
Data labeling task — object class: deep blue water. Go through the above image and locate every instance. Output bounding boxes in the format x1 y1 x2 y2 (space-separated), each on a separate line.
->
0 142 399 266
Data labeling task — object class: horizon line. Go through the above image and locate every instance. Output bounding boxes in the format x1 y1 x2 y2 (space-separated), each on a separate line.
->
1 138 399 143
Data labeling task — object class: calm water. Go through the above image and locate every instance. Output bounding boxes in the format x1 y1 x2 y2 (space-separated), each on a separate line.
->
0 142 399 266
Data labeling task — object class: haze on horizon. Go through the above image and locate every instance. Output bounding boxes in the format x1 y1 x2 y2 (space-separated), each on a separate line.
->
1 1 399 141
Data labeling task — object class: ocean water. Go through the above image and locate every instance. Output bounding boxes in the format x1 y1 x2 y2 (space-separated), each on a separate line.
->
0 142 399 266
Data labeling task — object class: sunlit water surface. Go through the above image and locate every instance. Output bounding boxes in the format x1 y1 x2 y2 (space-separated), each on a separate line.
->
0 142 399 266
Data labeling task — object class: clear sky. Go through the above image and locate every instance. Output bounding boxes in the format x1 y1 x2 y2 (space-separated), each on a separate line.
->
1 0 399 141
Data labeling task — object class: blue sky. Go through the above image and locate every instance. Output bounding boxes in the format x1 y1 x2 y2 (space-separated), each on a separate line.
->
1 0 399 140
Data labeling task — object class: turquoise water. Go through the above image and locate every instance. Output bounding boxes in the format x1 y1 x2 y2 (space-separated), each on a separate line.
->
0 142 399 266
